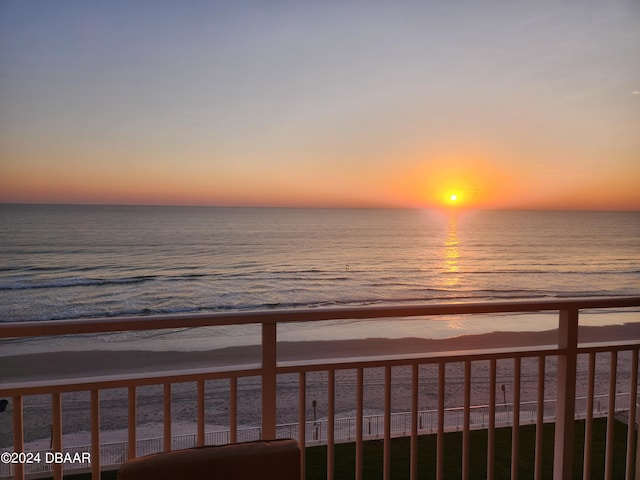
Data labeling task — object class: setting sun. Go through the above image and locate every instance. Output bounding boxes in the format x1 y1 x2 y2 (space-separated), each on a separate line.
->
443 189 464 207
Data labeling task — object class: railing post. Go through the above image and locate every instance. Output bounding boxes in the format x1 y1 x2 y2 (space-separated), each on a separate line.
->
262 322 277 439
554 308 579 480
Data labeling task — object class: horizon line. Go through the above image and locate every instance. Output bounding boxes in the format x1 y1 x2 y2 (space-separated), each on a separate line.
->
1 201 639 213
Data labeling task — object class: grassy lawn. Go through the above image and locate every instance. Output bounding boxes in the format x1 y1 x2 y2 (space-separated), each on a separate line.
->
304 419 632 480
48 419 633 479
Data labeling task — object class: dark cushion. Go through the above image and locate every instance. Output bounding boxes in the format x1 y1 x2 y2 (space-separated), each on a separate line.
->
117 439 301 480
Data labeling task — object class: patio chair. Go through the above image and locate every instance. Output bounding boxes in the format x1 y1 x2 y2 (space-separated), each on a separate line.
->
117 438 300 480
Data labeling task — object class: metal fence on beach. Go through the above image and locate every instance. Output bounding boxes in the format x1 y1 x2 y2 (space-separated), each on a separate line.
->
0 392 633 479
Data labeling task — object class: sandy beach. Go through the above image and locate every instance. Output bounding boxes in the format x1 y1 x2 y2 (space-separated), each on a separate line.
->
1 324 639 449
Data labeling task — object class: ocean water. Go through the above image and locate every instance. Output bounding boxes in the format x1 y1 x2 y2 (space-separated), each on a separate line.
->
1 205 639 352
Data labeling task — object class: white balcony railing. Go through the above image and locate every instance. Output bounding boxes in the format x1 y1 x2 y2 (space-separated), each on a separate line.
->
1 296 639 480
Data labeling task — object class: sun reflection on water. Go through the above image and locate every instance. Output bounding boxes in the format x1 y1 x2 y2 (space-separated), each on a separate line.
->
442 216 460 288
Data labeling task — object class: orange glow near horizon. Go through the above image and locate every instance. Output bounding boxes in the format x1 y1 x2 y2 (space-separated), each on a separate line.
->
392 151 507 210
2 147 640 210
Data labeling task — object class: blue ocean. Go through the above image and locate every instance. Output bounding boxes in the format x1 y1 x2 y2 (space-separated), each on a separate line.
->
1 205 639 351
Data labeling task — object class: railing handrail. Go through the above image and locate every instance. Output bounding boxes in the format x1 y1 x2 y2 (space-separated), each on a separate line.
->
2 296 639 338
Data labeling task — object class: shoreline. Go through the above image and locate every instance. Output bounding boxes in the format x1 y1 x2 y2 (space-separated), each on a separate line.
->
2 323 639 383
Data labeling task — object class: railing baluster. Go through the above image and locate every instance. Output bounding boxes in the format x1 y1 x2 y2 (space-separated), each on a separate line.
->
327 369 335 480
197 380 205 446
356 367 364 480
410 364 419 480
634 350 640 480
487 359 496 480
512 357 521 480
463 360 471 480
91 390 100 480
12 395 24 480
163 383 172 452
583 352 596 480
437 362 445 480
52 392 63 480
625 349 638 480
604 351 618 480
535 355 545 480
299 372 306 480
554 307 579 480
128 386 137 459
384 365 392 480
230 377 238 443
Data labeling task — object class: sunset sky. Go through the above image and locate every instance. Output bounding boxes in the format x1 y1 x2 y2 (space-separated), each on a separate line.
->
1 1 639 210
